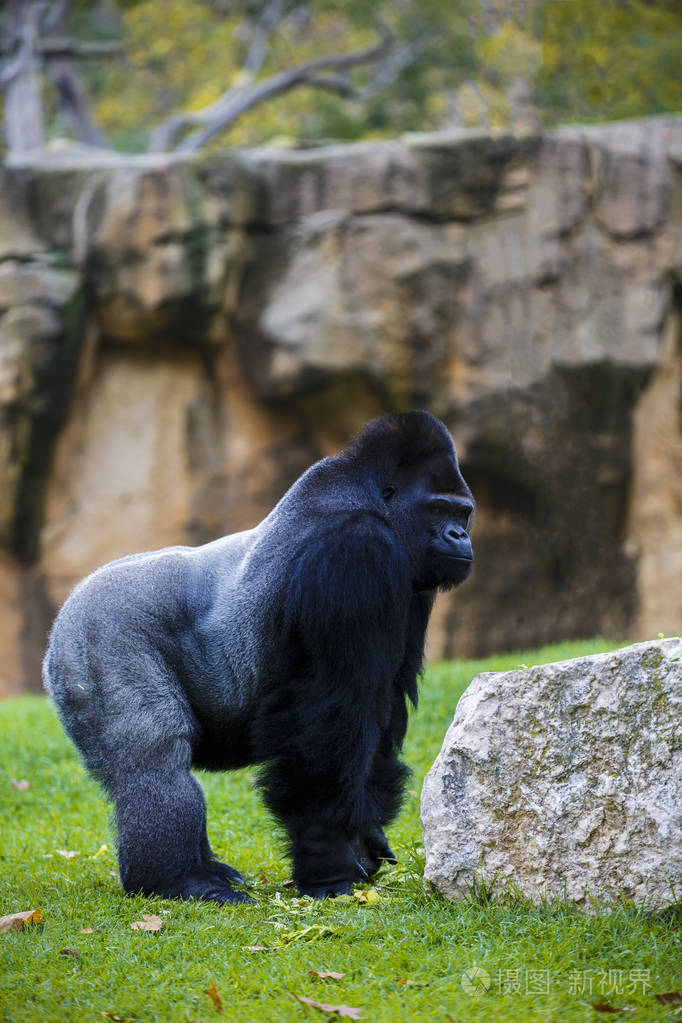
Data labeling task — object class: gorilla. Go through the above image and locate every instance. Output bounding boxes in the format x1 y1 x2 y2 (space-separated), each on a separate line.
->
43 411 474 903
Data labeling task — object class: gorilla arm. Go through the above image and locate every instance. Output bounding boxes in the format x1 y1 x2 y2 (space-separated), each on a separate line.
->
255 510 413 897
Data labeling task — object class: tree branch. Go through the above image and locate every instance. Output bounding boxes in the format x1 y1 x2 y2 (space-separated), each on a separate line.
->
241 0 289 80
149 32 395 153
0 39 122 57
356 37 428 101
41 0 109 147
46 57 108 145
42 0 72 34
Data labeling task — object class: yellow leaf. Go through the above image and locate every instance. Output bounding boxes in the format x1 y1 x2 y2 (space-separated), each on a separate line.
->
352 888 380 906
0 909 44 933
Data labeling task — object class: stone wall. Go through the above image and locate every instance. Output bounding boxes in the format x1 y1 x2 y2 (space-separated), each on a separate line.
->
1 116 681 695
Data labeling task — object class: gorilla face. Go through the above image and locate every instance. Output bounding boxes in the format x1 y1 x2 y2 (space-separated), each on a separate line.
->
383 451 474 592
418 491 474 590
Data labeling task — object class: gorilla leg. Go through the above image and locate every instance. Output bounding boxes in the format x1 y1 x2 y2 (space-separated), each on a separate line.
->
200 832 246 886
114 765 251 903
261 757 370 898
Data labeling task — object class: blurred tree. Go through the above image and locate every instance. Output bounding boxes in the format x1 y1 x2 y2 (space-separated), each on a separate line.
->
534 0 682 124
90 0 478 152
0 0 119 154
1 0 680 156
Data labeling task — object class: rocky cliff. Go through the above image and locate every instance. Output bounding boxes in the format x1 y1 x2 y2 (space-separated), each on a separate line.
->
1 116 681 695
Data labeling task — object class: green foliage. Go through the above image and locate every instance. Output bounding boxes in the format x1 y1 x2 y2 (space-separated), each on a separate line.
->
1 639 680 1022
2 0 680 151
66 0 480 149
535 0 682 125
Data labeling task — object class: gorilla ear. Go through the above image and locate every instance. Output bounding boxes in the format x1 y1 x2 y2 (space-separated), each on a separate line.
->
382 485 396 500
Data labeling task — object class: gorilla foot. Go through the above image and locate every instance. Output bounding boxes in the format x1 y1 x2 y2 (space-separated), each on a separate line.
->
352 827 397 878
292 825 369 897
208 858 246 885
123 870 254 904
298 878 354 899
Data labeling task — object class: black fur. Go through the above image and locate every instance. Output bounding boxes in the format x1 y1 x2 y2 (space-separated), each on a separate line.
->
43 411 474 902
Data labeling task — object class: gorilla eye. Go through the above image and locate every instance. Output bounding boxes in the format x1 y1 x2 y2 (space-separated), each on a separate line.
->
382 485 396 500
430 500 449 514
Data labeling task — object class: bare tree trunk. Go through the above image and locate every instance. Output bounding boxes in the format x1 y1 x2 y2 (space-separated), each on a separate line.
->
43 0 107 147
46 57 106 145
3 0 45 154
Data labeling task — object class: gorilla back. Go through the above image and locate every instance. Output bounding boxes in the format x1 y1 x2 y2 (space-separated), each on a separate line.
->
44 411 474 903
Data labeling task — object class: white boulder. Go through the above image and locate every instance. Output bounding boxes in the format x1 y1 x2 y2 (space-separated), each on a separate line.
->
421 639 682 909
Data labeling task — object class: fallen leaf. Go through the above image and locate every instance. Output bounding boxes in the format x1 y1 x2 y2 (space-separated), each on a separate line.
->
204 982 223 1012
310 971 344 981
242 945 270 952
10 778 30 790
56 850 78 860
654 992 682 1006
0 909 44 933
59 947 80 959
279 924 338 944
102 1013 133 1022
80 927 100 934
130 914 162 932
283 879 296 888
591 1003 629 1013
352 888 380 906
291 994 362 1018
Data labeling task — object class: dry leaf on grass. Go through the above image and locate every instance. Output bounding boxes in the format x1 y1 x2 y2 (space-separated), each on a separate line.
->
0 909 44 933
80 927 100 934
291 994 362 1018
101 1012 133 1022
591 1003 631 1013
654 992 682 1006
309 971 345 981
10 778 30 790
203 982 223 1012
59 948 80 959
242 945 270 952
130 914 162 932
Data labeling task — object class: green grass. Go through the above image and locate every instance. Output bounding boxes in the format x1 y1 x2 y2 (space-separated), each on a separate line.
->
1 638 680 1023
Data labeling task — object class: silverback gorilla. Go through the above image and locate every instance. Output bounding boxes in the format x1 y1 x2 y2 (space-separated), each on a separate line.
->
43 411 474 903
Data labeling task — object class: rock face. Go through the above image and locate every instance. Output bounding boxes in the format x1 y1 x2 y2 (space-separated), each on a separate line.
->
0 118 682 694
421 639 682 910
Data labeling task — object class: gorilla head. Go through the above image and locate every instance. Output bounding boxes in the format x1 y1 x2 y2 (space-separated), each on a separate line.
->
341 412 474 591
44 411 474 903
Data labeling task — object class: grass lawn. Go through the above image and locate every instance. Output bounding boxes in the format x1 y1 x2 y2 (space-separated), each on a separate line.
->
1 638 680 1023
